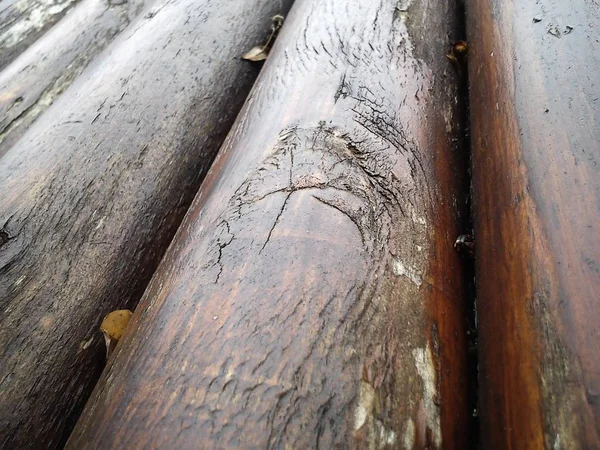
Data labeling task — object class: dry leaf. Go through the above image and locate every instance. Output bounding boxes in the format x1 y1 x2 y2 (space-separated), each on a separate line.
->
271 14 284 31
446 53 458 64
100 309 132 359
242 14 285 62
242 45 269 62
446 40 468 69
453 40 468 55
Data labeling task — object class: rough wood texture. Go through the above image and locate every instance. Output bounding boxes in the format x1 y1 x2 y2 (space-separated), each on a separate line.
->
0 0 294 447
0 0 80 70
0 0 150 158
68 0 471 448
467 0 600 448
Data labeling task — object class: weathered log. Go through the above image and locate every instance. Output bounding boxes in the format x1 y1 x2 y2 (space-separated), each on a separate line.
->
68 0 472 448
0 0 294 447
467 0 600 448
0 0 80 70
0 0 150 158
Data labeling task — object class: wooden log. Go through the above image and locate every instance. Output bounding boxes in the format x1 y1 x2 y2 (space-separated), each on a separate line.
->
0 0 150 158
467 0 600 447
67 0 472 448
0 0 294 447
0 0 81 70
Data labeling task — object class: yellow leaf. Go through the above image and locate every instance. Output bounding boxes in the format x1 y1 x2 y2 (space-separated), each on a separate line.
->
100 309 132 359
453 40 468 55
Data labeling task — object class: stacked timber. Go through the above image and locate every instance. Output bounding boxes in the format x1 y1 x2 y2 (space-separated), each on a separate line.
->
0 0 151 157
0 0 294 447
467 0 600 448
67 0 472 448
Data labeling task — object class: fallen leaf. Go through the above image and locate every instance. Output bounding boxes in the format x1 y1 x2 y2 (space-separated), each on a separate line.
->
446 40 468 69
453 40 468 55
446 53 458 64
242 45 269 61
271 14 284 32
454 234 475 258
242 14 285 62
100 309 132 359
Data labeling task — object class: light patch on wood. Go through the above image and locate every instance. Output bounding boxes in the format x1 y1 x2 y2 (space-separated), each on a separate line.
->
410 210 427 227
403 418 415 449
354 380 375 430
79 336 94 350
412 344 441 448
553 433 561 450
354 380 397 449
376 421 397 446
443 103 454 133
39 315 54 330
94 217 106 230
392 258 422 287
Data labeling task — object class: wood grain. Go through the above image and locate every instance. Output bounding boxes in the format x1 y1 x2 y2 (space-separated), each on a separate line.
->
68 0 471 448
0 0 81 70
0 0 150 158
0 0 293 447
467 0 600 447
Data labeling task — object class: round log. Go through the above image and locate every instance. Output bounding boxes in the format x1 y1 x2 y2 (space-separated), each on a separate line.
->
467 0 600 447
0 0 293 447
0 0 81 70
0 0 150 158
68 0 472 448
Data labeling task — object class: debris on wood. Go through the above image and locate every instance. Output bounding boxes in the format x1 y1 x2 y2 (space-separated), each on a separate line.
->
454 234 475 258
242 14 284 61
100 310 133 359
446 40 468 67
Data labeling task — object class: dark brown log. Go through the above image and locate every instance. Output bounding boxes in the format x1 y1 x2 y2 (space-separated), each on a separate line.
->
467 0 600 448
0 0 293 447
0 0 149 158
68 0 471 448
0 0 81 70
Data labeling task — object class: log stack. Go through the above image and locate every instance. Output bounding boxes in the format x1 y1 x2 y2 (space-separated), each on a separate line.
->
0 0 293 447
1 0 597 447
66 0 472 448
467 0 600 447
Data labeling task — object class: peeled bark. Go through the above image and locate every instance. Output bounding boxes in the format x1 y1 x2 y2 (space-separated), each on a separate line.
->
0 0 150 158
68 0 471 448
0 0 80 70
0 0 294 447
467 0 600 448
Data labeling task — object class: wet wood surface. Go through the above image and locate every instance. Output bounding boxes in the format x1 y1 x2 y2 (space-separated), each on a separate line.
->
0 0 293 447
0 0 81 70
68 0 472 448
0 0 150 158
467 0 600 447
